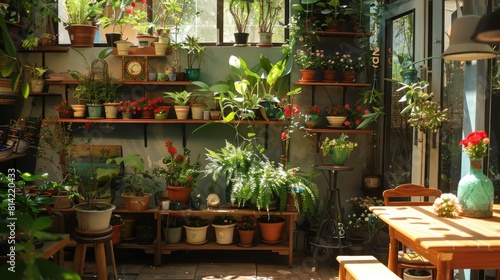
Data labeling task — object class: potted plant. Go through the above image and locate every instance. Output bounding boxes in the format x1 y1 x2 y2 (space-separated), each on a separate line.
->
183 216 209 245
101 73 122 119
153 139 201 207
110 213 124 245
236 215 257 246
152 0 188 43
182 35 205 81
106 153 159 211
211 215 237 245
295 45 322 81
325 104 348 127
320 0 344 31
97 0 133 46
63 0 105 47
338 53 366 82
257 215 285 244
116 100 138 119
345 196 385 246
133 97 163 119
320 133 358 165
123 0 155 46
163 215 182 243
24 63 47 94
55 100 74 119
343 0 379 32
257 0 283 45
304 105 322 128
228 0 253 44
163 90 193 119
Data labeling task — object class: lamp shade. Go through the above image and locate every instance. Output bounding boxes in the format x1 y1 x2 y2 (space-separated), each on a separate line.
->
471 9 500 43
443 15 496 61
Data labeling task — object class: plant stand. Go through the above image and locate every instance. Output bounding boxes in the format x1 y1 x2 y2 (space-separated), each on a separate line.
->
310 165 353 268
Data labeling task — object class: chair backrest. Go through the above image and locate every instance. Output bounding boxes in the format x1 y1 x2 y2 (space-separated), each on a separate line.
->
383 183 442 206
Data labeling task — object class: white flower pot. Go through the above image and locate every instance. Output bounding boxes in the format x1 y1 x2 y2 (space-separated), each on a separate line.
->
164 226 182 243
73 203 115 232
191 104 207 120
104 102 120 119
115 40 132 55
184 225 209 245
212 223 236 245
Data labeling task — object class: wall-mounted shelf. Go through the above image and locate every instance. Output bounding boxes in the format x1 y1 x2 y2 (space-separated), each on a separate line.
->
311 31 372 37
58 118 284 148
294 81 370 87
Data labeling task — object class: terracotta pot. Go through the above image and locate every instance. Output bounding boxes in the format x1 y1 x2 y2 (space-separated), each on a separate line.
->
327 20 343 32
322 70 338 82
65 25 98 47
121 192 152 211
299 69 316 82
140 110 154 119
342 71 357 82
166 186 192 207
58 111 73 119
258 217 285 243
112 224 122 245
238 229 255 246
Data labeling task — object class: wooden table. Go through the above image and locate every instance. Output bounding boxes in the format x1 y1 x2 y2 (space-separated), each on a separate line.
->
369 205 500 280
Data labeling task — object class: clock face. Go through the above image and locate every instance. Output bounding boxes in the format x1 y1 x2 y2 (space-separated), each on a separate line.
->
123 57 147 80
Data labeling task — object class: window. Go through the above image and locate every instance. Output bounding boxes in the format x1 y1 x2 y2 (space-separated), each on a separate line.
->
57 0 287 45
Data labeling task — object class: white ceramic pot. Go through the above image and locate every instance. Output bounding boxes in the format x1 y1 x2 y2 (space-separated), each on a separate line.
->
184 225 209 245
164 226 182 243
154 42 168 55
212 223 236 245
258 32 273 45
71 104 87 118
73 203 116 232
191 104 207 119
104 102 120 119
115 40 132 55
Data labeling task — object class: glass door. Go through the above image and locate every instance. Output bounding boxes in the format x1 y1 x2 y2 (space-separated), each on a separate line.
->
380 1 428 188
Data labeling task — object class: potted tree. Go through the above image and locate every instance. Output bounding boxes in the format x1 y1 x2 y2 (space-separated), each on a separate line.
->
183 35 205 81
257 0 283 45
228 0 253 45
63 0 105 47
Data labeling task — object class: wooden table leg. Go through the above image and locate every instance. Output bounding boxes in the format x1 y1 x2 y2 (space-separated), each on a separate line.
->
94 242 107 280
73 243 87 275
387 227 398 274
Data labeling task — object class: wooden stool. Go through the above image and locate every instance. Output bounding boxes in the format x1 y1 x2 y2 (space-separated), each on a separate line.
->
72 227 118 280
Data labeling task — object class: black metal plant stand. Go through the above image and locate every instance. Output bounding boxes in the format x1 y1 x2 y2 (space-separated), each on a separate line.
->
310 164 353 266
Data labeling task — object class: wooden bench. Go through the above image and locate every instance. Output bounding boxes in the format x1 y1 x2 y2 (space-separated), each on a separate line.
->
337 255 402 280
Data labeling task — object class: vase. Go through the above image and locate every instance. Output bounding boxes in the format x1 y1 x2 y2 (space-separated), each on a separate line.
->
164 226 182 244
299 69 316 82
166 186 192 207
212 223 236 245
174 105 190 119
322 69 338 82
305 114 321 128
342 71 357 82
330 147 353 165
238 229 255 246
184 225 209 245
457 159 494 218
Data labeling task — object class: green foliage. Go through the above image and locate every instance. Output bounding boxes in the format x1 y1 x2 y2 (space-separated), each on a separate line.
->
163 90 192 106
98 0 133 34
106 153 159 196
212 215 236 225
183 35 205 69
64 0 105 25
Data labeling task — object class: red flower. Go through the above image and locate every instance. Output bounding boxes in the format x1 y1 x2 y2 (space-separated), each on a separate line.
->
168 145 177 156
85 122 91 130
131 2 135 7
281 131 287 140
175 154 184 162
165 140 173 147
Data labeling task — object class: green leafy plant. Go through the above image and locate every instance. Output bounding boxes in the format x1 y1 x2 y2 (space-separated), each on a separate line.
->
64 0 105 25
185 216 209 227
183 35 205 69
163 90 192 106
98 0 133 35
320 133 358 157
236 215 257 230
25 63 47 79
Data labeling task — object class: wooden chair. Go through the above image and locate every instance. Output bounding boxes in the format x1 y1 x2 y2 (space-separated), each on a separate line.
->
382 184 442 280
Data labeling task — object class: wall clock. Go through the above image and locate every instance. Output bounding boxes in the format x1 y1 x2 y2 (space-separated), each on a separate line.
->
122 57 147 80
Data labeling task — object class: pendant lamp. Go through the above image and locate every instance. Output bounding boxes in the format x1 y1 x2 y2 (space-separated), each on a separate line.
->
471 9 500 43
442 15 497 61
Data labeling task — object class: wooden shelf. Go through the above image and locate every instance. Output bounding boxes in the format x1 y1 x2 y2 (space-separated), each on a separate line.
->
57 118 285 125
312 30 372 37
0 152 29 163
18 46 70 53
294 81 370 87
45 79 193 86
299 127 374 134
28 92 62 97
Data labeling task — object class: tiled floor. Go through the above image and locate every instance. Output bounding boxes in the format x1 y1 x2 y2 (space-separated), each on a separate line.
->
65 248 340 280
